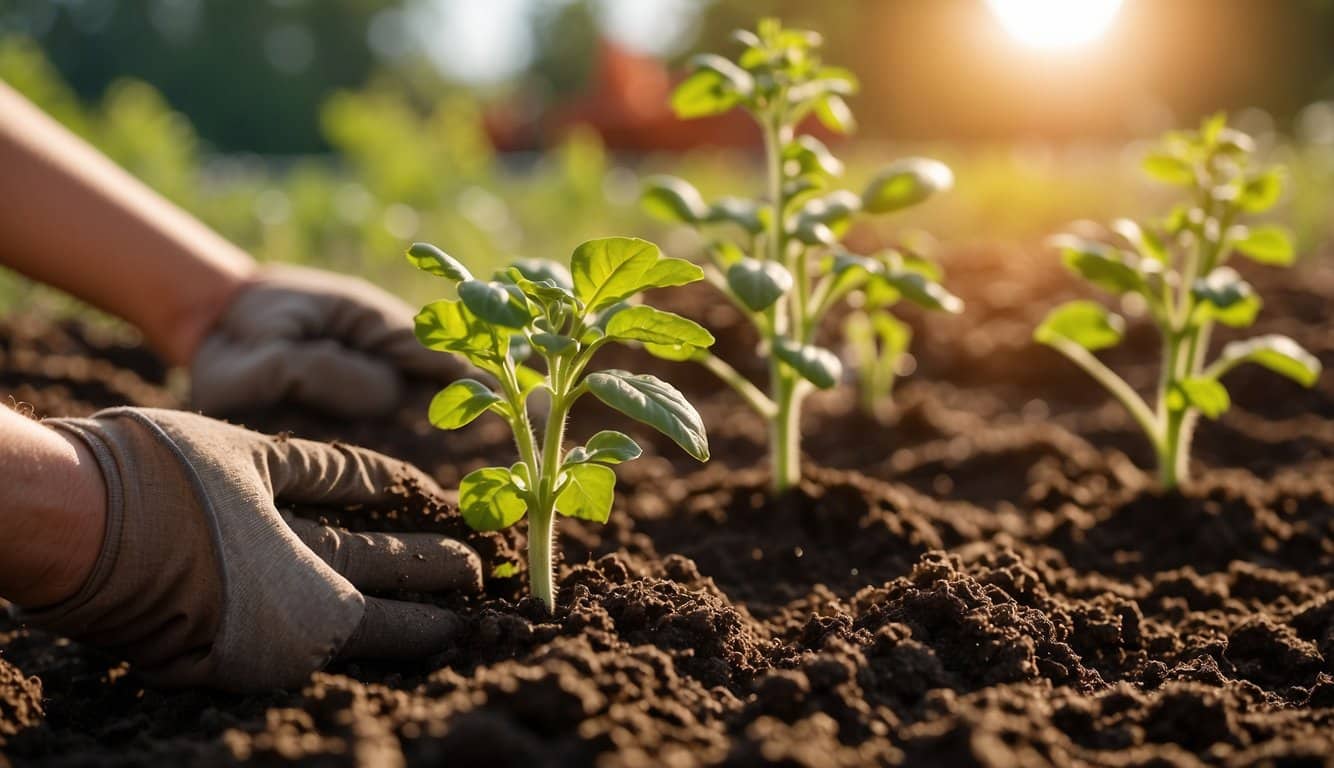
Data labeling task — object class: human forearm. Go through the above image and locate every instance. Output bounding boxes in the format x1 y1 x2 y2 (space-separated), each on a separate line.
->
0 405 107 607
0 82 255 365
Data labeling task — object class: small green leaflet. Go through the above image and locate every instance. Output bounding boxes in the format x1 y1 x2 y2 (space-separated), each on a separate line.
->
1192 267 1261 328
555 463 617 523
1213 335 1321 388
862 159 953 214
459 280 533 329
570 237 704 313
458 467 527 531
672 68 742 119
414 299 505 364
641 176 708 224
428 379 502 430
604 306 715 348
773 338 842 389
566 430 643 465
1232 226 1295 266
1174 377 1231 419
586 370 709 462
1035 301 1125 351
406 242 472 282
726 259 794 312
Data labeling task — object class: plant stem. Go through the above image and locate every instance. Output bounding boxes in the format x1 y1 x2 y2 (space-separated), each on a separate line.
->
699 352 777 418
528 370 575 614
770 372 803 491
760 100 804 493
1049 337 1161 451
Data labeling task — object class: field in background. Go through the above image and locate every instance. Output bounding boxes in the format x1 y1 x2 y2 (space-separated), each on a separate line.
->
2 36 1331 331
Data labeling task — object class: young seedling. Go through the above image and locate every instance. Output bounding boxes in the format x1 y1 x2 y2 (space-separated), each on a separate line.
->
1035 114 1322 489
407 237 713 612
640 18 962 491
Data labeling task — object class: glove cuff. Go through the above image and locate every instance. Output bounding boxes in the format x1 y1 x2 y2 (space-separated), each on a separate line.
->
17 419 125 619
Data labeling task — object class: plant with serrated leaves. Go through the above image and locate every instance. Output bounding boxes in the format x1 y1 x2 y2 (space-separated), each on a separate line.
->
639 18 961 491
407 237 712 612
1035 114 1321 489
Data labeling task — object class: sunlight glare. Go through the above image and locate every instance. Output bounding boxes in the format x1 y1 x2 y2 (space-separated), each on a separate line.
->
985 0 1124 50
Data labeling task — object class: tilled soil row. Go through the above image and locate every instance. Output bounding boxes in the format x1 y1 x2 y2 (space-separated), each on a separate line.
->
2 254 1332 767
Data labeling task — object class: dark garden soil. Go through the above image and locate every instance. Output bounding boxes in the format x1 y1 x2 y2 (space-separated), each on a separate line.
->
2 246 1333 767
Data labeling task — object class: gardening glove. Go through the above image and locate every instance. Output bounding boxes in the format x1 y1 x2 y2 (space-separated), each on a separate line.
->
191 264 462 417
16 407 482 692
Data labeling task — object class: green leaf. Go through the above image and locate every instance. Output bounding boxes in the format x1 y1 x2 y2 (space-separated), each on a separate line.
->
872 311 912 359
1213 335 1321 387
515 364 546 396
878 270 963 314
784 135 844 178
1175 377 1231 419
509 462 530 492
458 467 528 531
641 257 706 292
1192 267 1261 327
1035 300 1125 351
566 430 643 465
458 280 533 329
491 561 520 579
605 306 715 348
414 299 505 363
1111 219 1168 263
773 338 842 389
793 219 836 246
643 342 701 362
1232 225 1295 266
1053 236 1145 296
705 197 765 234
1142 153 1194 185
531 332 576 354
689 53 754 97
586 370 709 461
795 190 861 236
862 158 953 214
571 237 702 313
508 333 532 363
428 379 502 430
726 258 794 312
555 463 616 524
641 176 709 224
406 242 472 282
672 68 741 119
508 258 574 292
787 77 857 106
1237 169 1283 213
813 94 855 134
707 240 747 269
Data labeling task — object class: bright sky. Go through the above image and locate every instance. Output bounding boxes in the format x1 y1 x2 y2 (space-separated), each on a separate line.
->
415 0 703 85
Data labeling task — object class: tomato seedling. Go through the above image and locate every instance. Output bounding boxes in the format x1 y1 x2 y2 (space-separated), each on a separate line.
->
1036 114 1321 489
640 18 961 491
408 237 712 612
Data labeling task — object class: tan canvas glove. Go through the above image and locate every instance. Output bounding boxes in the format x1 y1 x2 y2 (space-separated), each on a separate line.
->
17 408 482 692
191 264 462 417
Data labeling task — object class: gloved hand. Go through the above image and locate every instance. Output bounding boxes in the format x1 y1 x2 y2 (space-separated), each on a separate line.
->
19 407 482 692
191 264 460 417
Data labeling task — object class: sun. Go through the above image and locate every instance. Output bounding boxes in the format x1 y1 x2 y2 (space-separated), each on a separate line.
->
985 0 1124 50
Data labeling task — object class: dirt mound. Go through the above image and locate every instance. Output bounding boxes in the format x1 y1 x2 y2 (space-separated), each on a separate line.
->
2 255 1332 766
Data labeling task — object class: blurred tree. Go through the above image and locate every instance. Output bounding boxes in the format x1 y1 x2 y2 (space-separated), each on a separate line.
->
0 0 401 154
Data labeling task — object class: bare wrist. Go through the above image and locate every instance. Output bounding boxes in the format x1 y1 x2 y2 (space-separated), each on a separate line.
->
159 256 257 366
0 411 108 608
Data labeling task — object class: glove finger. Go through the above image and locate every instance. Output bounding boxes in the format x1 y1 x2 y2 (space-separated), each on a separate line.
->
192 336 402 418
284 516 483 594
266 436 440 508
337 596 464 660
